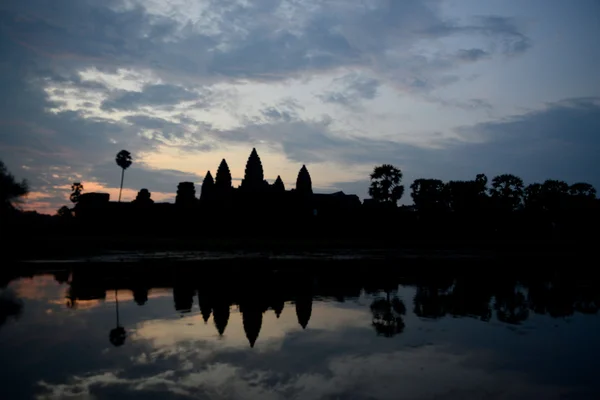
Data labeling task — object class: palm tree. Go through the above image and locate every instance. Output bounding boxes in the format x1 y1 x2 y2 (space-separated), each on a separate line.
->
109 289 126 346
370 286 406 337
70 182 83 203
489 174 524 211
368 164 404 206
115 150 133 202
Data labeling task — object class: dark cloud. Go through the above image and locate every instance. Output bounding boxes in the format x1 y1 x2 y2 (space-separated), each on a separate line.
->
424 97 494 111
318 74 380 108
101 84 202 111
260 107 295 123
124 115 188 140
422 15 532 56
0 0 531 86
456 48 490 62
208 97 600 196
450 97 600 186
205 116 432 166
0 0 542 214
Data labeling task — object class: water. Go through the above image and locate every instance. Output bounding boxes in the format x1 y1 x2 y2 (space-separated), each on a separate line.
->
1 260 600 400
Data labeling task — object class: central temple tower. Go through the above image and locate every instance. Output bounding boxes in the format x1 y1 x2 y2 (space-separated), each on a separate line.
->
241 148 266 191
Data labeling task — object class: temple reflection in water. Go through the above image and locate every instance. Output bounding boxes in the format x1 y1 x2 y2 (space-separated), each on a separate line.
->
5 259 593 349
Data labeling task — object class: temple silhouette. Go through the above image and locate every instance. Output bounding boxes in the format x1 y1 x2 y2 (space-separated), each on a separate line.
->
73 148 361 231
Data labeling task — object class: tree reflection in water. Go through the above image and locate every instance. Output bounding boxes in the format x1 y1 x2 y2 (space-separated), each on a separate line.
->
109 289 126 347
371 290 406 337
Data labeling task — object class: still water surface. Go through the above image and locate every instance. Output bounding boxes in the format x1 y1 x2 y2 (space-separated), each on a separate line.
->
1 261 599 399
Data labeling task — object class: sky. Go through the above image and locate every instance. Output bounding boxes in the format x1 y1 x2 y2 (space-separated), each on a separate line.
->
0 0 599 214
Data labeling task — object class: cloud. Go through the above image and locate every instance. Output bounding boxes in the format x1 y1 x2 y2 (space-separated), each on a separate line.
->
206 97 600 199
1 0 532 87
35 341 570 400
204 116 430 166
456 48 490 62
449 97 600 185
89 162 203 194
101 84 204 111
424 97 494 111
0 0 566 215
423 15 532 56
318 73 380 108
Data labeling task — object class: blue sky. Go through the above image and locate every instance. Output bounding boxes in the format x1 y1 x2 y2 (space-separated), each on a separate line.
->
0 0 598 213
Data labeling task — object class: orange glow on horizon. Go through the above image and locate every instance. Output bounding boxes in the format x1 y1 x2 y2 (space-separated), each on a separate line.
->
22 182 176 215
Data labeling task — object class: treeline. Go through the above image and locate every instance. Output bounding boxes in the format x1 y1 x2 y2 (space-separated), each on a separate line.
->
407 173 596 214
356 165 598 242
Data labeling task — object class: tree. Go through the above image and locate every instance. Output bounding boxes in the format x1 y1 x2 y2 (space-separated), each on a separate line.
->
115 150 133 202
489 174 524 211
368 164 404 205
540 179 570 212
109 289 127 346
410 178 445 211
475 174 488 192
524 183 543 210
569 183 596 198
0 160 29 211
445 178 488 213
57 206 73 218
370 291 406 337
70 182 83 204
568 182 597 209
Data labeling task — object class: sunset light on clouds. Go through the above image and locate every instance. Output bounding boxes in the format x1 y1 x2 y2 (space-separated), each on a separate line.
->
1 0 598 214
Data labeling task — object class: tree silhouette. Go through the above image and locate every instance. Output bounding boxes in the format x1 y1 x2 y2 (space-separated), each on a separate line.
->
410 179 445 211
445 176 488 213
569 182 596 198
369 164 404 205
57 205 73 218
109 289 126 346
568 183 597 209
115 150 133 203
0 160 28 212
524 183 544 210
413 286 448 319
70 182 83 204
541 179 570 212
490 174 524 211
494 282 529 325
475 174 488 191
370 290 406 337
